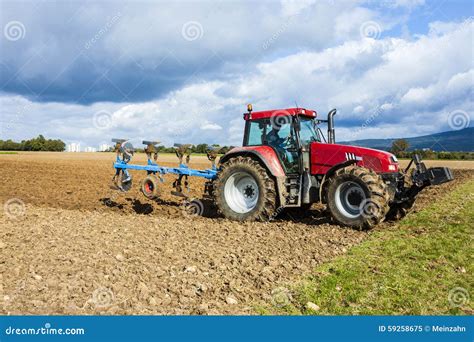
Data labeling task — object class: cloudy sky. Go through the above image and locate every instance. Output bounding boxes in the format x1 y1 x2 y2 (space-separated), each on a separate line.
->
0 0 472 149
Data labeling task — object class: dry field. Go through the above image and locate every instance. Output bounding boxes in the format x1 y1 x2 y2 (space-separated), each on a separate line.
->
1 152 473 315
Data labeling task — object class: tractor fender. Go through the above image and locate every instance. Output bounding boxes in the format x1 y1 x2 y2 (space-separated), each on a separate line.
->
219 146 287 207
219 146 285 177
319 159 357 203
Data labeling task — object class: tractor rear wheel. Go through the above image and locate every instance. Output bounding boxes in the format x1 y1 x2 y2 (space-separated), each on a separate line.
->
214 156 277 221
326 166 390 229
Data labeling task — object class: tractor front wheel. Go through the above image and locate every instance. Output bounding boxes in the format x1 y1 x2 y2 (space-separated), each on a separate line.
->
326 166 390 229
214 156 277 221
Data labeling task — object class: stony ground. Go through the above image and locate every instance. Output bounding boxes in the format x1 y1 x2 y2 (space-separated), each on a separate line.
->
0 152 472 314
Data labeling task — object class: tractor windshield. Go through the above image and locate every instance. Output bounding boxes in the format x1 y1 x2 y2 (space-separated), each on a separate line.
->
299 117 320 144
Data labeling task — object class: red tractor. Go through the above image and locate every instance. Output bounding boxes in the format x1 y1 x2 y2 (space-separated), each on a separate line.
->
213 105 454 228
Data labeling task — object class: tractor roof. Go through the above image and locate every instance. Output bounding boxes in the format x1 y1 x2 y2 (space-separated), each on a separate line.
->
244 107 317 120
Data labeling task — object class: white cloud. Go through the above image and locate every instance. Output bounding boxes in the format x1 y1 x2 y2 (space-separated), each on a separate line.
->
280 0 317 16
380 103 394 111
353 105 365 114
334 7 377 40
1 18 472 147
200 121 222 130
389 0 425 9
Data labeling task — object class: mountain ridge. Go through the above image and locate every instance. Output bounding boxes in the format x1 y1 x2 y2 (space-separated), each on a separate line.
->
340 127 473 152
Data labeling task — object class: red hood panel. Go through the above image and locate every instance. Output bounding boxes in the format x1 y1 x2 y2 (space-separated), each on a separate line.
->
310 142 398 174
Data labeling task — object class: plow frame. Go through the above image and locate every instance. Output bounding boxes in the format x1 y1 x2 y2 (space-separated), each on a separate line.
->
113 156 219 180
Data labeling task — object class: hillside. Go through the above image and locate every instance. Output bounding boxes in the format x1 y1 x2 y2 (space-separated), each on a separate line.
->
340 127 473 152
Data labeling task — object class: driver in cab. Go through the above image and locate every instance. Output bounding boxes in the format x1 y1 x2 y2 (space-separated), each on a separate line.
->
265 123 295 169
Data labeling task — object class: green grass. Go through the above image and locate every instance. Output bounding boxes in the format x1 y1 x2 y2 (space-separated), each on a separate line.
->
0 151 18 154
260 179 473 315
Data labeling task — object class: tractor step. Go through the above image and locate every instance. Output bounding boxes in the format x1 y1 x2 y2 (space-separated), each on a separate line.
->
284 175 302 206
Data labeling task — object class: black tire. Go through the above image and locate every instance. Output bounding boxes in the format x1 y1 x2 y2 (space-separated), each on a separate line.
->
141 174 160 199
214 156 277 221
326 166 390 229
181 198 205 217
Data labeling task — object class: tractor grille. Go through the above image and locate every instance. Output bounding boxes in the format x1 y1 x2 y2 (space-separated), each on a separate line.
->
362 155 382 170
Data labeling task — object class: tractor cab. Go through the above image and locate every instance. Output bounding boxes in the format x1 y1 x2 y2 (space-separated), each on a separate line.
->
242 105 321 175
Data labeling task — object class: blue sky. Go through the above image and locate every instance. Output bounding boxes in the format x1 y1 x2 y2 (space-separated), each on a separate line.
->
0 0 472 149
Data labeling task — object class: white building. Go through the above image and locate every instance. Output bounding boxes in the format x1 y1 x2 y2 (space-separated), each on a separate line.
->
85 146 97 152
66 143 81 152
99 143 110 152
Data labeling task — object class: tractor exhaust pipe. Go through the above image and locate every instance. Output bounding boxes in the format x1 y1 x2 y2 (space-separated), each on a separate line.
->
327 108 337 144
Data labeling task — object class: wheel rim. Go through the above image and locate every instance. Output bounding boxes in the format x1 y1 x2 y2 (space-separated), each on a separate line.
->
145 181 153 194
334 181 366 218
224 172 259 214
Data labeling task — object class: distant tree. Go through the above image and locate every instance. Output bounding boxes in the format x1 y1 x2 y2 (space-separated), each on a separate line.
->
391 139 409 156
0 139 20 150
0 136 65 151
193 144 208 154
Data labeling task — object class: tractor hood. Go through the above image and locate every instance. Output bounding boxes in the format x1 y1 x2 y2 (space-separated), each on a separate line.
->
310 142 399 175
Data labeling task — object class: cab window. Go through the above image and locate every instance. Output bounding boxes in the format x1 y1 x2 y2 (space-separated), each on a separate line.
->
299 117 320 145
246 120 266 145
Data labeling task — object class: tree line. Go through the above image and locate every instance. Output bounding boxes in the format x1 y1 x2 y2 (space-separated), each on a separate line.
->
1 135 471 159
390 139 474 160
0 135 65 151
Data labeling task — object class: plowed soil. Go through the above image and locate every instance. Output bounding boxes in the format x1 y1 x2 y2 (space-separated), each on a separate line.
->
1 152 472 314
